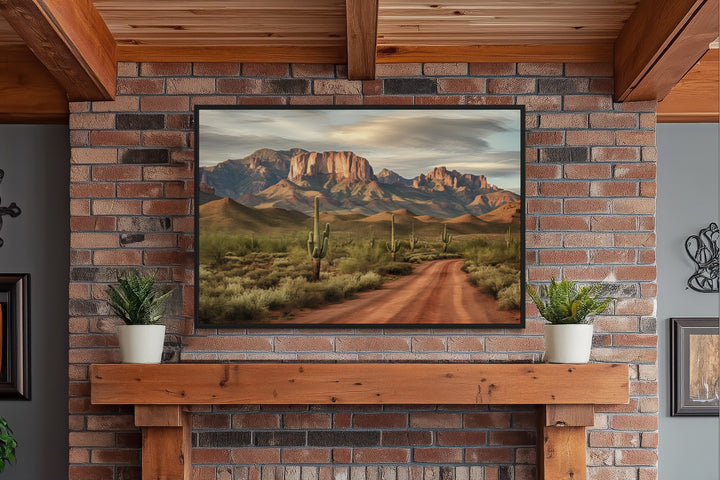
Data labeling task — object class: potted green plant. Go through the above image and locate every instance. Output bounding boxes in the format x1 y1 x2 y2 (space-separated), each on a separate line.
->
0 416 16 473
526 278 612 363
106 271 173 364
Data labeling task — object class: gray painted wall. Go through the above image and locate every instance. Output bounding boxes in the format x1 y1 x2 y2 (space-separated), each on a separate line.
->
0 125 69 479
657 123 719 480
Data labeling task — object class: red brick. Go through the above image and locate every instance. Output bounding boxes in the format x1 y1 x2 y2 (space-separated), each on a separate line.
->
140 63 191 76
375 63 423 77
283 448 331 463
73 148 119 165
142 199 191 215
565 63 613 76
591 215 636 231
92 96 140 113
564 164 611 179
70 113 115 130
236 96 287 105
411 336 446 351
640 181 656 197
562 266 612 281
527 199 561 214
216 78 262 94
638 250 655 264
143 164 193 181
415 95 464 105
275 337 333 351
410 413 461 428
141 130 187 147
526 232 562 248
68 466 114 479
447 336 484 352
589 432 639 448
616 449 658 466
352 448 409 463
118 78 164 95
563 95 613 111
92 199 142 215
424 63 469 75
526 164 561 179
117 182 163 198
615 233 655 248
614 298 656 315
539 181 589 197
538 249 588 264
414 447 463 463
284 413 331 429
617 100 657 112
292 63 336 77
641 432 658 448
437 78 485 93
615 335 657 348
614 266 656 281
486 336 543 351
590 181 638 197
70 183 115 198
232 413 280 429
289 95 333 105
193 63 240 76
140 96 190 112
71 233 118 249
517 95 562 111
590 112 638 128
589 78 614 93
517 63 563 76
144 250 190 265
90 131 140 146
539 113 588 128
591 249 636 264
539 216 589 231
464 412 511 428
70 432 115 447
616 130 655 145
527 131 564 145
242 63 289 76
489 430 535 445
614 164 656 179
336 336 410 352
465 447 514 463
469 63 516 76
230 447 280 464
564 199 610 214
184 336 272 352
382 431 432 447
466 95 514 105
592 147 641 162
91 448 139 464
563 232 612 248
565 130 614 145
487 78 535 94
354 413 407 428
613 198 655 214
313 79 362 95
93 250 142 266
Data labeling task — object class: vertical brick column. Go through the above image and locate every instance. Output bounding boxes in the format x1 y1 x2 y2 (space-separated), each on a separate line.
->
68 61 658 480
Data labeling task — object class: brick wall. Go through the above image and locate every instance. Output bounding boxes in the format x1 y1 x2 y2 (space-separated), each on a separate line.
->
68 61 658 480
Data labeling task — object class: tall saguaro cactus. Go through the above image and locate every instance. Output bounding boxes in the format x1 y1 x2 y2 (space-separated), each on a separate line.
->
386 214 399 261
308 196 330 281
441 224 453 252
409 221 419 252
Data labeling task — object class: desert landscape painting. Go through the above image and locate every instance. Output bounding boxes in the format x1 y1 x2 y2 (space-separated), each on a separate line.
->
195 107 524 326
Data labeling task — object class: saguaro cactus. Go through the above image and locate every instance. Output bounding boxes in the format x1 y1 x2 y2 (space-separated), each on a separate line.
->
409 222 419 252
307 196 330 281
386 214 399 261
368 229 375 249
441 224 453 252
505 226 512 248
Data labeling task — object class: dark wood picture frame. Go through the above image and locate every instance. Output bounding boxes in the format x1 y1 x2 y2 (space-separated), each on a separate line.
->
671 317 719 416
0 274 30 400
194 105 525 328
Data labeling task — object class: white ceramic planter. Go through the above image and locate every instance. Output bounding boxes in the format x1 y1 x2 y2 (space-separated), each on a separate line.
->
117 324 165 364
543 323 593 364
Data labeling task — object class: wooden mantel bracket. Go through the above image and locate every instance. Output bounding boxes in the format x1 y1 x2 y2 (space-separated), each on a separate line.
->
91 363 629 480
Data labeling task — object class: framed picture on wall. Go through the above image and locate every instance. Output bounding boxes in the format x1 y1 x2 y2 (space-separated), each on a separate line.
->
194 106 525 328
671 317 719 416
0 274 29 400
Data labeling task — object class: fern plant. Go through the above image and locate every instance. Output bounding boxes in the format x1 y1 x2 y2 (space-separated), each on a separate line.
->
526 278 612 324
106 271 173 325
0 416 16 472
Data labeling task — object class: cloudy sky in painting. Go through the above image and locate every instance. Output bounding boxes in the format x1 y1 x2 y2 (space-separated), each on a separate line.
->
198 108 521 192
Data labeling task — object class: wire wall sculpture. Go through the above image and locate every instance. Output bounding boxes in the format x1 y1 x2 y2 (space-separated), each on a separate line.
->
0 169 21 248
685 222 719 293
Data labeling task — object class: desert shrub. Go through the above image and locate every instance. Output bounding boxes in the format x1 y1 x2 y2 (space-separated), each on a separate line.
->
467 264 518 297
497 281 521 310
376 262 413 276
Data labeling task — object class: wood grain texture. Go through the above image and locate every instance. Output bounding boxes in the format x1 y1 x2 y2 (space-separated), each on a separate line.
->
141 413 192 480
377 44 613 63
537 421 587 480
346 0 378 80
117 45 346 63
0 0 116 101
614 0 719 102
0 45 68 124
135 405 185 427
543 404 595 427
90 363 629 406
658 48 719 123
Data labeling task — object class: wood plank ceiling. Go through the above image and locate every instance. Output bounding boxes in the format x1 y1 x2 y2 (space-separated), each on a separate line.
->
0 0 716 123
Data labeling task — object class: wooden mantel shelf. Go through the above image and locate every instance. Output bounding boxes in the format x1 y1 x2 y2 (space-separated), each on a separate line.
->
90 363 629 480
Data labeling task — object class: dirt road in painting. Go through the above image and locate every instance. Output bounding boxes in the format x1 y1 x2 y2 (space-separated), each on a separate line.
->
280 259 520 324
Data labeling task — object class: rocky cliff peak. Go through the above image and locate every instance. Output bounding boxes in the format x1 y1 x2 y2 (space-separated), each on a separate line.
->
413 166 491 191
288 151 376 183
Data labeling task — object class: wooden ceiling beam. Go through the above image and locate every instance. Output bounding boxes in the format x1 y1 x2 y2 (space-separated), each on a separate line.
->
614 0 719 102
0 45 68 124
658 49 719 123
346 0 379 80
377 44 613 63
117 45 346 63
0 0 116 101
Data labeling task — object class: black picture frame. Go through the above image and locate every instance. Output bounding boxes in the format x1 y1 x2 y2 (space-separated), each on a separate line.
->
0 274 29 400
194 105 526 328
671 317 719 416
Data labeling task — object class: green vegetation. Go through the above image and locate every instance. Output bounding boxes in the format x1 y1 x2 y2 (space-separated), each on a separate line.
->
307 196 330 281
526 278 613 324
106 271 173 325
408 222 419 252
385 214 399 261
440 224 453 252
0 417 16 472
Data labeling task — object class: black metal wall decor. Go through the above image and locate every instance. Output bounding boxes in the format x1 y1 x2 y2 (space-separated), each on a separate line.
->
0 170 21 248
685 222 719 293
